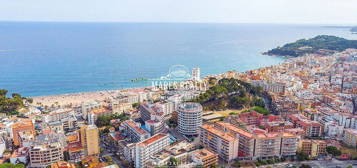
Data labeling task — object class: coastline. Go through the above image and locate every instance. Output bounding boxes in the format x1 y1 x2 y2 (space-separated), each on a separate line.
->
31 86 151 107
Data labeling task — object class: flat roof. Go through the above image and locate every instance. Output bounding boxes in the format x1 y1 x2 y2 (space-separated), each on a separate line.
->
137 133 168 147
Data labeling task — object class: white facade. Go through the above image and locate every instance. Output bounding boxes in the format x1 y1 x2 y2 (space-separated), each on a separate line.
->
178 102 203 136
81 101 101 120
135 134 170 168
0 137 5 157
192 68 200 81
324 121 344 139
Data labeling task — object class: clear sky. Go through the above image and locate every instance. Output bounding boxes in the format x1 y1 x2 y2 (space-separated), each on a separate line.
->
0 0 356 24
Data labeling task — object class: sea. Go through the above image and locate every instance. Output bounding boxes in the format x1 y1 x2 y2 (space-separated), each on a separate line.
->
0 22 355 97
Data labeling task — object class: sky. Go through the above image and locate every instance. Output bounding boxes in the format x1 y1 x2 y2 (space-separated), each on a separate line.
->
0 0 356 24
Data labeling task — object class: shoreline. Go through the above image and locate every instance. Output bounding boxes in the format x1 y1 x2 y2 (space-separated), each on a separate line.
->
31 58 291 107
32 86 152 107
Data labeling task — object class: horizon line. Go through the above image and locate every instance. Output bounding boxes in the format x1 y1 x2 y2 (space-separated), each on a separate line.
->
0 20 355 26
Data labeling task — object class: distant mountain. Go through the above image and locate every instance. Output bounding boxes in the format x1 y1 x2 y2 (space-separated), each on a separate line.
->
264 35 357 57
351 27 357 33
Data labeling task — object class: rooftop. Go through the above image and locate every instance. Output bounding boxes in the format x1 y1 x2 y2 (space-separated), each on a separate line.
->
123 120 149 135
137 133 168 147
201 124 236 141
192 148 217 160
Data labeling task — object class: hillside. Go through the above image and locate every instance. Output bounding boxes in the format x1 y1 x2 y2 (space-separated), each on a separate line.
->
192 78 269 111
0 89 31 116
264 35 357 57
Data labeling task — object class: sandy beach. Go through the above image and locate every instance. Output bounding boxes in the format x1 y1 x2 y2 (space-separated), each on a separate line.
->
31 87 151 107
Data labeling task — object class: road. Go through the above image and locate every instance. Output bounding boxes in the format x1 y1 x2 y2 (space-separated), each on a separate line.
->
261 159 357 168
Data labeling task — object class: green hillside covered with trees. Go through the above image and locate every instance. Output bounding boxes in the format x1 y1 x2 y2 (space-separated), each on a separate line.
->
264 35 357 57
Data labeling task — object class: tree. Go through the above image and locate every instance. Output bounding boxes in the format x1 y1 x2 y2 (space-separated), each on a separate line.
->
326 146 342 156
252 97 265 108
297 152 309 161
132 103 139 109
95 115 112 127
0 163 25 168
0 89 26 116
167 157 178 168
251 106 270 115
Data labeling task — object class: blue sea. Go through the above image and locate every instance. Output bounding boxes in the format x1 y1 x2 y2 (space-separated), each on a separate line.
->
0 22 355 97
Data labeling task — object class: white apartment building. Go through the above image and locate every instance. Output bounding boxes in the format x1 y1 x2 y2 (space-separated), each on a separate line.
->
135 133 170 168
178 102 203 136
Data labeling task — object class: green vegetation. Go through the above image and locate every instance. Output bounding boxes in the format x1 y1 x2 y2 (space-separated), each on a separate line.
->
251 106 270 115
95 113 129 127
0 89 31 116
231 161 241 167
297 152 309 161
254 158 285 167
167 116 178 128
193 78 266 111
167 157 178 168
0 163 25 168
265 35 357 57
229 112 238 115
326 146 342 156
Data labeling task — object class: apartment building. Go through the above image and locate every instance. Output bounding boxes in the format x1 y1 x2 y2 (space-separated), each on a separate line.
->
87 107 112 125
80 125 100 156
29 134 65 168
298 139 327 158
134 133 170 168
81 101 101 120
11 119 35 147
343 128 357 147
213 122 298 160
178 102 203 136
139 103 167 135
200 124 239 162
288 114 323 137
191 149 218 168
147 141 195 167
121 120 150 143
